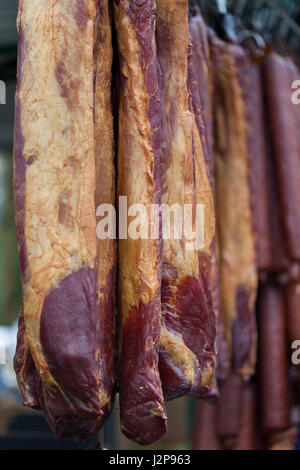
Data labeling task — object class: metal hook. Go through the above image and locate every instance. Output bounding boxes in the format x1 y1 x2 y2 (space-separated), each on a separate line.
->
237 29 267 57
224 0 300 55
216 0 228 14
217 8 238 43
237 29 266 49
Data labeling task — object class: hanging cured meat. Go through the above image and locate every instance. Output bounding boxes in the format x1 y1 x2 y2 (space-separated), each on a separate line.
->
14 0 116 440
264 53 300 263
189 7 229 383
242 61 274 274
156 0 216 400
211 34 258 378
258 283 290 434
113 0 167 445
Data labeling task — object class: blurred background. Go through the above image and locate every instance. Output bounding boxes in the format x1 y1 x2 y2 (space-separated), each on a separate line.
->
0 0 300 451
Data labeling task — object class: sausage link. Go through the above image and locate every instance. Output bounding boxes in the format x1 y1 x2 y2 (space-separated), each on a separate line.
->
258 283 290 433
192 401 221 450
233 382 256 450
217 374 244 448
264 53 300 262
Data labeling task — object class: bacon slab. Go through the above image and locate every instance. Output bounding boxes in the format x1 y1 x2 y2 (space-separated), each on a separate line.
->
189 7 229 384
14 0 116 440
210 34 258 377
189 5 214 165
94 0 117 427
156 0 215 400
114 0 167 445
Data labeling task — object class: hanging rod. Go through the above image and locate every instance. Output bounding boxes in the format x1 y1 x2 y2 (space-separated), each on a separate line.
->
191 0 300 55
